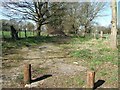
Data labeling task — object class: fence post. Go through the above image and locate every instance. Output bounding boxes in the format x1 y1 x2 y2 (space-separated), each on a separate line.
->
100 31 103 40
24 64 31 85
87 71 95 88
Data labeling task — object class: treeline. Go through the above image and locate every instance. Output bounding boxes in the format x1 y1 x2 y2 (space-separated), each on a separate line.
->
1 1 113 39
1 19 35 39
1 19 112 38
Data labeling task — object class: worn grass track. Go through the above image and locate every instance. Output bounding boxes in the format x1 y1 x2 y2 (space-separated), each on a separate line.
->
2 36 118 88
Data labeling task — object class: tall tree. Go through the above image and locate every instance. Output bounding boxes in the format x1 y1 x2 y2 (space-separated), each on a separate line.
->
26 22 35 36
1 19 11 31
47 2 67 36
1 19 10 38
2 0 56 36
78 2 106 37
110 0 117 49
1 19 19 39
10 25 19 40
9 19 19 40
65 3 80 35
63 2 106 36
2 1 107 37
22 21 28 38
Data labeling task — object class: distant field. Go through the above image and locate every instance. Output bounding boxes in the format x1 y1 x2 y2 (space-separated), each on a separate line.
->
1 31 37 38
1 30 111 39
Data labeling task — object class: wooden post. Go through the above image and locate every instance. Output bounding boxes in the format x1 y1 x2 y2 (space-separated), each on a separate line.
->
100 30 103 40
87 71 95 88
24 64 31 84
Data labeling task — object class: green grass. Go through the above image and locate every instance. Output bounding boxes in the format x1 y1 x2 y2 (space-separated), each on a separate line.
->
99 47 111 52
99 70 108 76
16 73 24 81
68 37 118 87
70 39 118 67
2 35 72 55
16 73 24 84
2 34 118 88
68 76 85 86
1 31 37 38
18 31 37 38
2 36 51 53
70 49 92 59
2 31 11 38
70 35 92 44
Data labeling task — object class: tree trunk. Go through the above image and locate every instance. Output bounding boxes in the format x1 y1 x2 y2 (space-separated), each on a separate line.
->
30 31 32 36
10 25 19 40
83 25 87 37
110 0 117 49
2 30 5 39
25 29 27 38
19 29 21 38
33 30 34 36
37 22 42 36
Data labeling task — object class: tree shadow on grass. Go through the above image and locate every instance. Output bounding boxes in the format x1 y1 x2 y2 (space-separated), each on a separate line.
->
31 74 52 83
93 80 105 89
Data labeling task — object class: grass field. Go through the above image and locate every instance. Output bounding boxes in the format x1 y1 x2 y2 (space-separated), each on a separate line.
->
1 31 37 38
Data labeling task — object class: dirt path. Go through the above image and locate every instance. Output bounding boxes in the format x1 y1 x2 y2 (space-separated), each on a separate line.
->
2 43 87 88
2 39 118 88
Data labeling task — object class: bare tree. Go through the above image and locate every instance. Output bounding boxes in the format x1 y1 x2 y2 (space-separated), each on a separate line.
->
2 0 55 36
78 2 107 37
62 2 107 36
10 25 19 40
47 2 67 36
65 3 80 35
2 1 107 37
26 22 35 36
110 0 117 49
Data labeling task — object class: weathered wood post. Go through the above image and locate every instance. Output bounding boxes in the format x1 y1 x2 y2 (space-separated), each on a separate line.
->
24 64 31 85
100 30 103 40
87 71 95 88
